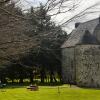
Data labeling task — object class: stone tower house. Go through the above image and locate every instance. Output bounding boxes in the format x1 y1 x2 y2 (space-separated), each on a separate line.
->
61 18 100 88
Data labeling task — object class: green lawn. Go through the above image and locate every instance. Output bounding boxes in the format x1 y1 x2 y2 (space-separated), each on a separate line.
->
0 85 100 100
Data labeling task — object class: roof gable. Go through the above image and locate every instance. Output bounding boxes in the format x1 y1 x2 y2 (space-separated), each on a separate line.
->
61 18 99 48
77 30 99 45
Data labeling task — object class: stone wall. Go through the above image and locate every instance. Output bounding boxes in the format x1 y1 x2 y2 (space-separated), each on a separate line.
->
75 45 100 87
62 47 76 84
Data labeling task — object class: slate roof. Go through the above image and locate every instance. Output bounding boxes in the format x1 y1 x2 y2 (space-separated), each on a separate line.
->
61 18 99 48
94 23 100 38
77 30 99 45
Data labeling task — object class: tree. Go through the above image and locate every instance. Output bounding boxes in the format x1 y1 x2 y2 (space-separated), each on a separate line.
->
0 0 36 63
0 0 37 83
0 1 67 83
24 4 68 83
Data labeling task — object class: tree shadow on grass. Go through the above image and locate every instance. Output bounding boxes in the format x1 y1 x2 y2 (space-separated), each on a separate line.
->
77 85 100 90
1 82 63 89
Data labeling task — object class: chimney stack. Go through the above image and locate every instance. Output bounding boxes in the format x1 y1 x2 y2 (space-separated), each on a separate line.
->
99 16 100 23
75 22 80 28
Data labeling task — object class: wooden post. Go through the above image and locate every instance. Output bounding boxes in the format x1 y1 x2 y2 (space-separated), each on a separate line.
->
58 86 60 94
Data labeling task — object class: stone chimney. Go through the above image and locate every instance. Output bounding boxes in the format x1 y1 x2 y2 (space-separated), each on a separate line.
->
75 22 80 28
99 16 100 23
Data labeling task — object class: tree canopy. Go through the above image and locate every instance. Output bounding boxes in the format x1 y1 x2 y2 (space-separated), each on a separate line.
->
0 1 68 83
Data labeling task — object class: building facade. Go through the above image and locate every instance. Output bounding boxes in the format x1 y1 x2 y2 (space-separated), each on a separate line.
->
61 18 100 87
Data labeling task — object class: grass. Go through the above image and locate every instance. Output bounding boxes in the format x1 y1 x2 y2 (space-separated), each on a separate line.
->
0 84 100 100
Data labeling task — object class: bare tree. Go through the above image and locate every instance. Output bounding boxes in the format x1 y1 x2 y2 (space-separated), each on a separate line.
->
39 0 100 27
0 0 38 65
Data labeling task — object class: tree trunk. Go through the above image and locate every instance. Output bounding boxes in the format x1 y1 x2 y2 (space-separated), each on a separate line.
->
50 71 53 83
40 68 46 83
19 78 23 83
11 79 14 83
29 73 33 83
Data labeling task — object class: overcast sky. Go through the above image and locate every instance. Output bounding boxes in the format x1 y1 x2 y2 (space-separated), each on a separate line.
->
22 0 100 33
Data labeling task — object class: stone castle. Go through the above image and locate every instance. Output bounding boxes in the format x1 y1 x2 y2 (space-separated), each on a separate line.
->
61 17 100 88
